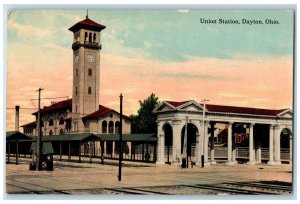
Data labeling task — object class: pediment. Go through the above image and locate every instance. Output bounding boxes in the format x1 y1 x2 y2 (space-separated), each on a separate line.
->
154 103 176 112
180 104 202 111
278 110 293 118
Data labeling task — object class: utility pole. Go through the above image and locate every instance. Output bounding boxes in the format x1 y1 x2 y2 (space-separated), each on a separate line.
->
201 99 209 168
36 88 44 171
118 94 123 181
181 116 188 168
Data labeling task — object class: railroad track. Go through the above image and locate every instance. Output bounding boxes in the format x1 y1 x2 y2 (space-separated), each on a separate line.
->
7 181 292 195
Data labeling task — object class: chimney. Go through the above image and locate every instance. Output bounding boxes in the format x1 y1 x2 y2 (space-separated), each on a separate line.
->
15 105 20 131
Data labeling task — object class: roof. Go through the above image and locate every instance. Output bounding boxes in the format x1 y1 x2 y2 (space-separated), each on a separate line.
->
96 133 157 142
206 104 286 116
21 121 36 128
30 142 54 154
30 133 98 142
69 17 106 32
32 99 72 115
6 131 34 141
82 105 114 120
163 100 288 116
82 105 131 121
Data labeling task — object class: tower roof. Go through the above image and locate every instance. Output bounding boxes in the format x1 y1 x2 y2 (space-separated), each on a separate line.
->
69 17 106 32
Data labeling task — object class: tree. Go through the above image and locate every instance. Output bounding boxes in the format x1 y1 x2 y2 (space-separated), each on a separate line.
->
131 93 160 133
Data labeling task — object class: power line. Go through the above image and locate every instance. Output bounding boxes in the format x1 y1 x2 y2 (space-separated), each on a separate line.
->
30 96 69 100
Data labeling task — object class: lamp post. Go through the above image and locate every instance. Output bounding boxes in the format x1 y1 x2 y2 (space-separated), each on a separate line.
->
201 99 209 168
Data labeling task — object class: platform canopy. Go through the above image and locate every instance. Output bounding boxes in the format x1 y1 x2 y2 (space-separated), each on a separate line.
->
30 133 99 142
96 133 157 142
6 131 34 142
30 142 54 154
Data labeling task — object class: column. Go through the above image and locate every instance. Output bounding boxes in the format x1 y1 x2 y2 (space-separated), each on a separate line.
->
274 125 281 164
16 140 19 165
248 123 255 164
204 121 210 165
268 125 274 164
78 142 81 163
156 123 165 164
68 141 71 162
60 141 62 161
172 121 181 164
112 142 115 158
231 124 237 164
227 122 233 165
289 134 292 164
210 122 216 164
256 136 262 164
198 123 204 166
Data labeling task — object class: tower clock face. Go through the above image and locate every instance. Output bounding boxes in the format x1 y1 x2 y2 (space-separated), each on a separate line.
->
74 55 79 63
87 54 94 62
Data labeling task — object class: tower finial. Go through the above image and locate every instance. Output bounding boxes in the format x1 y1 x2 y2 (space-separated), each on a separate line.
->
86 9 89 19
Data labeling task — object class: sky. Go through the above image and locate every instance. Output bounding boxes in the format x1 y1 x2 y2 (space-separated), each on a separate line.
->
6 9 294 131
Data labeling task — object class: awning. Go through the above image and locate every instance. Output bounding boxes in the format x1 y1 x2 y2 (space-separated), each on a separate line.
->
30 142 54 154
6 131 34 142
96 133 157 142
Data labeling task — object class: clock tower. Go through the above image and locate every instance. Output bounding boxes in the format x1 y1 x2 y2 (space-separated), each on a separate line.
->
69 15 106 132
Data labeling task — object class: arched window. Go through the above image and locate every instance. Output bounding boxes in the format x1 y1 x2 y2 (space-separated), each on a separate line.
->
102 121 107 133
49 119 54 126
59 129 64 135
89 33 92 42
88 87 91 94
109 121 114 133
49 130 53 136
93 33 96 41
59 117 64 125
85 32 88 41
115 121 120 134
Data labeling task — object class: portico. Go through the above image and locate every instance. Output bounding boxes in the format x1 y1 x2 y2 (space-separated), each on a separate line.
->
153 100 293 167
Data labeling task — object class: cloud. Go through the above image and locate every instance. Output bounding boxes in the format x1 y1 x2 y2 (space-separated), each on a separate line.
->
8 20 50 37
178 10 190 13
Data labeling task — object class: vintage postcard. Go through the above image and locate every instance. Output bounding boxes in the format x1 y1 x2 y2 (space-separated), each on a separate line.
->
5 8 294 197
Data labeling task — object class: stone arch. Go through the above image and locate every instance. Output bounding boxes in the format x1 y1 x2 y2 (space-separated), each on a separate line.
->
280 128 292 162
162 122 173 164
181 123 199 159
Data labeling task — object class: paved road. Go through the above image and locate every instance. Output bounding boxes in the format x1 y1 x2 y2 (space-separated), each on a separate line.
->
5 157 293 197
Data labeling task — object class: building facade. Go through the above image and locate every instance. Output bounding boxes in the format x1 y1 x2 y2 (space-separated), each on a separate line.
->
154 100 293 166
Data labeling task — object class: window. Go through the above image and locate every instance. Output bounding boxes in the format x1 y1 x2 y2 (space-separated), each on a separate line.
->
115 121 120 134
59 117 64 125
93 33 96 41
102 121 107 133
49 130 53 136
89 33 92 42
88 69 92 76
109 121 114 133
49 119 54 126
76 87 78 95
85 32 88 41
59 129 64 135
88 87 91 94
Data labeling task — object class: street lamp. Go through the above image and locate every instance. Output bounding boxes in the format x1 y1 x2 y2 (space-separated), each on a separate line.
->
201 99 209 168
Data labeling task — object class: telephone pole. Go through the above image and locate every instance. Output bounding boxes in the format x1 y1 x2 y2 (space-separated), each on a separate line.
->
201 99 209 168
118 94 123 181
36 88 44 171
